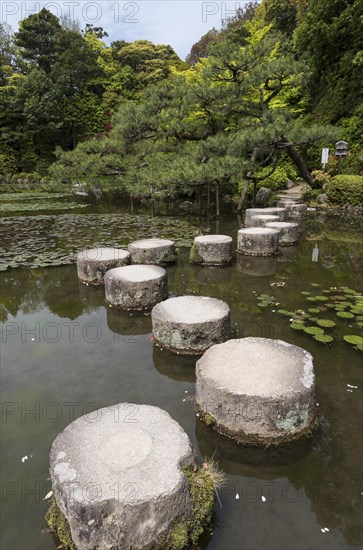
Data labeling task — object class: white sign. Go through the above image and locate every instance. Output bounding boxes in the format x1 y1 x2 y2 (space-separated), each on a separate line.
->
321 148 329 166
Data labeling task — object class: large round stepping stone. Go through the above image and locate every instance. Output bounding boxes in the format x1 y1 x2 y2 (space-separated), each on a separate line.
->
248 214 280 227
128 238 176 265
77 247 130 286
237 227 279 256
104 265 167 310
245 207 287 226
49 404 197 550
265 221 299 245
196 338 316 445
190 234 232 265
152 296 230 355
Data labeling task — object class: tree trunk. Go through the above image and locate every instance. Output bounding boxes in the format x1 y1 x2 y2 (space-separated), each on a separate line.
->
207 182 211 210
252 181 258 207
286 145 315 186
237 147 258 213
216 182 220 218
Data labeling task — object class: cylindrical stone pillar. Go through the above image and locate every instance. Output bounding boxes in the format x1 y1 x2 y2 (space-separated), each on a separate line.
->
190 235 233 265
248 214 280 227
237 228 279 256
104 265 167 310
128 239 176 265
245 207 287 226
152 295 230 355
48 404 204 550
265 221 299 246
196 338 316 445
285 203 308 219
77 247 130 286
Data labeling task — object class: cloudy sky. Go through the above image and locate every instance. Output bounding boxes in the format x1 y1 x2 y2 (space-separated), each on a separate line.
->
1 1 250 59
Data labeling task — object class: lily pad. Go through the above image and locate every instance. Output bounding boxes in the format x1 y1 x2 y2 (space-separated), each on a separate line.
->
337 311 355 319
304 326 323 336
316 319 336 328
313 334 333 343
315 296 329 302
311 283 320 287
290 321 305 330
308 308 320 314
343 335 363 346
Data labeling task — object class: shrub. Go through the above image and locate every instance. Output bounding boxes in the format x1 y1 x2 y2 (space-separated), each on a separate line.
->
256 166 289 191
325 175 363 206
302 188 321 203
311 170 331 187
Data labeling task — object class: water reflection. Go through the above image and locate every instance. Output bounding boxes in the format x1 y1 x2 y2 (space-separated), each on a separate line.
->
106 307 152 336
195 418 315 469
153 347 196 383
236 254 279 277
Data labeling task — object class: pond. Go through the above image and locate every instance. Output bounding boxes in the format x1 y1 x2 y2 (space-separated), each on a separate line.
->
1 201 362 550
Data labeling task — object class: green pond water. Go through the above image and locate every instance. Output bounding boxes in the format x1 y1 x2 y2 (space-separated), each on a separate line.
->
1 200 362 550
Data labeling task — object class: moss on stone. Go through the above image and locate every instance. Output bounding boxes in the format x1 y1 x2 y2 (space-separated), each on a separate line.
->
189 244 203 264
163 466 215 550
45 497 75 549
46 467 215 550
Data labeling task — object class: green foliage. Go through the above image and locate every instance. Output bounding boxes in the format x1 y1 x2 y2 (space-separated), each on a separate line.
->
326 175 363 206
302 188 321 203
311 170 331 187
256 166 289 190
45 498 75 549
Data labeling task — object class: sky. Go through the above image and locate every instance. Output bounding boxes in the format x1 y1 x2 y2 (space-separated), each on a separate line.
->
0 1 251 60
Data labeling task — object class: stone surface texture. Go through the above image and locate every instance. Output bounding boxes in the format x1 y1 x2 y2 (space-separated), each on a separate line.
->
265 221 299 245
196 338 316 443
237 227 279 256
285 203 308 219
49 404 196 550
248 214 280 227
245 207 287 226
77 248 130 286
191 235 233 265
152 295 230 355
104 265 167 310
128 238 176 264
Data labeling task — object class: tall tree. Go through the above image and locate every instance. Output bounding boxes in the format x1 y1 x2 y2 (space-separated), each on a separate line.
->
14 8 61 73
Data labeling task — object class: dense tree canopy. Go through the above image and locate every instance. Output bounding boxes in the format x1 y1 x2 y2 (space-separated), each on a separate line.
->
0 0 362 192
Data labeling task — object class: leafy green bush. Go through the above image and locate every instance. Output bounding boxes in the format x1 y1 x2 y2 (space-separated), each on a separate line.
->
326 175 363 206
256 166 289 191
302 188 321 203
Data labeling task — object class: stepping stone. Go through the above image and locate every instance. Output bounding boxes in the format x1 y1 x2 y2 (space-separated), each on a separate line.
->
284 203 308 219
49 404 198 549
152 295 230 355
190 235 233 265
248 214 280 227
77 247 130 286
104 265 167 310
237 227 279 256
265 221 299 246
196 338 316 445
245 207 287 226
128 238 176 265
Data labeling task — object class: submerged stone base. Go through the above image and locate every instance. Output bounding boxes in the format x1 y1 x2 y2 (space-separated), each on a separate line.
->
196 338 316 445
48 404 216 550
151 296 230 355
